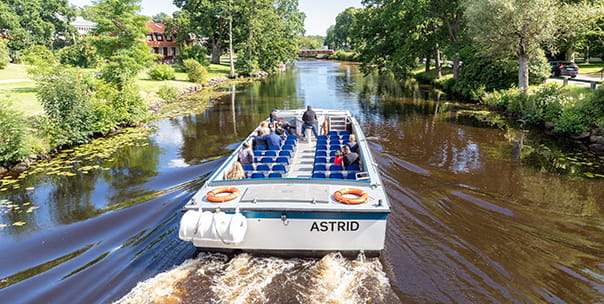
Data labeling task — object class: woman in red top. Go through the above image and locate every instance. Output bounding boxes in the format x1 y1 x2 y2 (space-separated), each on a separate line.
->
333 150 343 165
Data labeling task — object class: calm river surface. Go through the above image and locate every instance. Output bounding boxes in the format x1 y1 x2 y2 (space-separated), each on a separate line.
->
0 61 602 303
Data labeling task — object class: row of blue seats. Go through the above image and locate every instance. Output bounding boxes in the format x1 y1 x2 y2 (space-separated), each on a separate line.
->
244 164 288 172
254 135 298 151
312 164 360 171
311 171 360 179
316 144 348 151
248 172 284 179
254 150 294 158
326 131 349 136
250 157 291 165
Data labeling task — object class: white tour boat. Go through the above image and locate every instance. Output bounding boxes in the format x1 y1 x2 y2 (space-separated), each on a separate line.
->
179 109 390 256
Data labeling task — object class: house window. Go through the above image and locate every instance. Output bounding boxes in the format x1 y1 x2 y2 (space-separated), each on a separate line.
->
146 34 153 41
167 47 173 56
155 33 163 41
166 34 172 41
175 47 179 55
158 47 164 55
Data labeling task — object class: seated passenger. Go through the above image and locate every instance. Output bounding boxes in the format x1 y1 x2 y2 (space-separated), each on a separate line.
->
254 129 283 147
254 129 268 148
342 145 360 167
225 161 244 179
347 134 359 153
238 142 254 165
259 121 271 134
333 150 343 165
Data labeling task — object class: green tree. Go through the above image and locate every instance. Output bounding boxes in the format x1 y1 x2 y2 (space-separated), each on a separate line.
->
0 38 10 68
236 0 305 73
57 37 100 68
173 0 231 64
299 35 324 49
152 12 170 23
36 67 96 147
174 0 304 71
325 7 357 50
554 1 604 61
90 0 155 66
0 99 29 164
0 0 75 50
20 44 55 66
465 0 557 90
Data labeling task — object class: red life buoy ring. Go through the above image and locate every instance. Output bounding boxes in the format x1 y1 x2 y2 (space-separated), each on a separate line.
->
334 188 369 204
206 187 240 202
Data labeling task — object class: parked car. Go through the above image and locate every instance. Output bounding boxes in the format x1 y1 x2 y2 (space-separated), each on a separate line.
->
549 61 579 78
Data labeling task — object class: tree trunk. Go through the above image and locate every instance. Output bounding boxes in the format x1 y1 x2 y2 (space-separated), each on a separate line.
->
452 54 460 79
565 48 575 62
585 46 590 64
434 45 441 79
518 55 529 90
210 40 222 64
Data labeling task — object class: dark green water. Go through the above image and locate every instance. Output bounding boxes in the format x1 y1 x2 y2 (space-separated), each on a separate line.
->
0 60 602 303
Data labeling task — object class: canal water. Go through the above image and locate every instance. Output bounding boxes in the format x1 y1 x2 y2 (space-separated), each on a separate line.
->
0 61 602 303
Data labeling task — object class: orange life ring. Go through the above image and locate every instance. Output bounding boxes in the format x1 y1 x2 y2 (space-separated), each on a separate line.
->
206 187 240 202
334 188 369 204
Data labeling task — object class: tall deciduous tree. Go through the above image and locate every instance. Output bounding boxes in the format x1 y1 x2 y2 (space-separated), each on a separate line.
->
90 0 155 87
0 0 75 50
325 7 358 50
465 0 557 90
555 1 604 62
173 0 231 64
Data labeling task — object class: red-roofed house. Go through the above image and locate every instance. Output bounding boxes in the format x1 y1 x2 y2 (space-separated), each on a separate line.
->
145 22 180 64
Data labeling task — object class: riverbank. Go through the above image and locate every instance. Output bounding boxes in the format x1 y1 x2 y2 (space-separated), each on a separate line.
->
413 66 604 155
0 68 269 176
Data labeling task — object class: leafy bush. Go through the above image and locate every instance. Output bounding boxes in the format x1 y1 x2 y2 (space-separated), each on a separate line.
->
234 54 260 76
21 45 55 66
98 55 140 90
0 99 29 164
554 104 591 134
157 85 180 101
0 38 9 69
182 59 208 83
107 84 148 126
36 67 95 148
57 38 100 68
147 63 175 80
326 50 357 61
179 45 210 67
450 46 550 100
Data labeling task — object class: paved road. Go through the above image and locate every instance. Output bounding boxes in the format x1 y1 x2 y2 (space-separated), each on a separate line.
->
0 79 31 84
546 73 602 88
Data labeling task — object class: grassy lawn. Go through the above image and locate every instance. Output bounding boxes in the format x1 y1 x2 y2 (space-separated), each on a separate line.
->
0 81 41 116
576 61 604 75
0 64 31 80
2 62 233 115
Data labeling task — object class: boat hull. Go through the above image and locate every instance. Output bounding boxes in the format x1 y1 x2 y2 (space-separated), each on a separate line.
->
181 211 387 255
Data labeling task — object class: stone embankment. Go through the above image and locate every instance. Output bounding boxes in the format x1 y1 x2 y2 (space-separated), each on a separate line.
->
544 122 604 153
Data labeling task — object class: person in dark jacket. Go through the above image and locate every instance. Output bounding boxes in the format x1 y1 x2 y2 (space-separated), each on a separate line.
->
302 105 318 139
253 129 268 148
254 130 283 147
270 109 279 127
342 145 360 167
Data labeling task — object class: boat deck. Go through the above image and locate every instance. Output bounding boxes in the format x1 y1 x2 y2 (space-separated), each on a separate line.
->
288 137 316 178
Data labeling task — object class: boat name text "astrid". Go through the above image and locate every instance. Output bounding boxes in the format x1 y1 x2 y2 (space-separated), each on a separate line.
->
310 221 359 232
